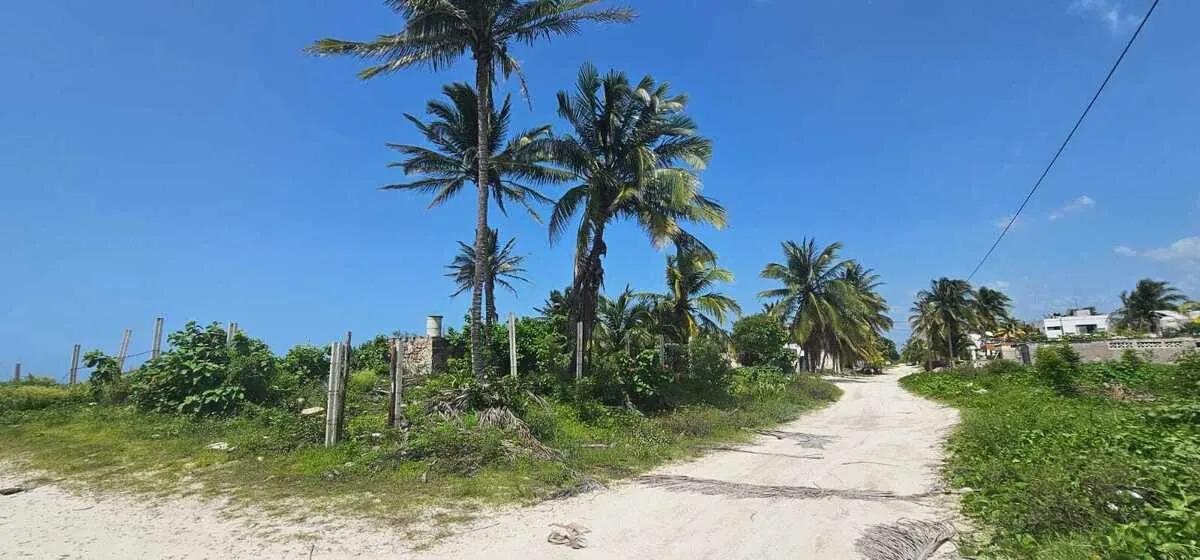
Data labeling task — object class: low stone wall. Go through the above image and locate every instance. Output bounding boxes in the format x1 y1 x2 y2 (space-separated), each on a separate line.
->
999 337 1199 365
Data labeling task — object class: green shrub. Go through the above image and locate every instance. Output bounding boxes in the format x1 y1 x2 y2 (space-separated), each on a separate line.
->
82 350 124 402
281 344 330 384
1036 344 1081 395
730 314 794 370
406 419 508 475
730 366 792 399
679 335 734 402
588 350 674 411
351 335 391 374
982 359 1024 376
348 369 380 394
129 322 279 415
0 384 85 412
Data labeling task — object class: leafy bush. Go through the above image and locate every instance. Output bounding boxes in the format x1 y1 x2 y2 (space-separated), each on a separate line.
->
82 350 126 402
1036 344 1081 395
677 335 734 402
587 350 674 411
280 344 330 384
351 335 391 375
129 322 278 415
730 314 794 370
730 366 791 400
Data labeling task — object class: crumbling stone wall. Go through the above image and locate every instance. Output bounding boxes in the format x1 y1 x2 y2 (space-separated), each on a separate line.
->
396 335 448 378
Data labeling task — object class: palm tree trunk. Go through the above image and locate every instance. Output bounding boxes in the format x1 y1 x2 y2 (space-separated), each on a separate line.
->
485 275 497 328
947 327 955 367
470 50 493 382
569 222 608 374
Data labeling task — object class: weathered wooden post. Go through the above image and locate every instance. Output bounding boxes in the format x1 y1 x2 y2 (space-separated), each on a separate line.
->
388 339 405 429
575 322 584 382
325 342 345 447
151 317 164 359
508 313 518 378
69 344 81 385
226 322 240 348
116 329 132 372
339 332 351 437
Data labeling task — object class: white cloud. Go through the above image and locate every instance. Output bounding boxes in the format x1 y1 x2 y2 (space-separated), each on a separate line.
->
1143 237 1200 264
1069 0 1141 35
1113 237 1200 265
989 280 1011 289
1049 195 1096 221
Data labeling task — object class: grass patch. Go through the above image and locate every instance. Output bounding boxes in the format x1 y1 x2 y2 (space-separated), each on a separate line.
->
0 373 839 525
902 355 1200 559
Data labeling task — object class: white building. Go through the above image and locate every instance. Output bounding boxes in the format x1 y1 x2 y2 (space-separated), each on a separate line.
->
1040 308 1109 339
1152 310 1200 335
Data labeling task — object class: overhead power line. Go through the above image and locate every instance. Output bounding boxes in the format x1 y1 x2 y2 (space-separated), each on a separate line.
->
966 0 1160 281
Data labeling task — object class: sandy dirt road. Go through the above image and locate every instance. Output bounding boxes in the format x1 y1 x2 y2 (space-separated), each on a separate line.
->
1 365 960 559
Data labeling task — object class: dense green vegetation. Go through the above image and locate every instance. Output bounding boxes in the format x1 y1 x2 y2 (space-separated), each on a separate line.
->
903 351 1200 559
0 314 840 521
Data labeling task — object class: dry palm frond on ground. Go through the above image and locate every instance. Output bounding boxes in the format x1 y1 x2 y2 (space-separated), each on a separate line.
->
636 474 898 501
855 519 956 560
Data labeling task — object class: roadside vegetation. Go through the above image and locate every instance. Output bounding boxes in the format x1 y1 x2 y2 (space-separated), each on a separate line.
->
0 303 841 522
903 350 1200 559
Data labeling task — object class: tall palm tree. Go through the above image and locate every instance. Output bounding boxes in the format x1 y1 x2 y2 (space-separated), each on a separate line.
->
910 278 977 366
595 285 652 355
309 0 634 381
385 83 566 219
974 286 1012 334
1113 278 1187 331
640 247 742 343
759 239 852 371
836 262 894 368
547 64 726 359
446 228 528 327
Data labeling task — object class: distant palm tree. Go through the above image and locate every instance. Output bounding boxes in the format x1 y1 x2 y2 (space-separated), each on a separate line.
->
759 239 854 371
309 0 634 381
595 286 653 355
385 83 566 219
547 64 726 358
446 228 527 327
910 278 977 366
641 247 742 343
1113 278 1187 332
974 286 1013 334
994 317 1036 342
837 262 894 367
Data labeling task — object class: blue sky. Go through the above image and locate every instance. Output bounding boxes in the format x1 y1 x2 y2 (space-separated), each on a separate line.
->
3 0 1198 378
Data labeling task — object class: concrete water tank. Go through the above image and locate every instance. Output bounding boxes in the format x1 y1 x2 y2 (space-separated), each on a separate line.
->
426 315 444 338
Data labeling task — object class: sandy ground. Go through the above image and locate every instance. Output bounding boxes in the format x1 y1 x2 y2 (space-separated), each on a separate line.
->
1 365 961 559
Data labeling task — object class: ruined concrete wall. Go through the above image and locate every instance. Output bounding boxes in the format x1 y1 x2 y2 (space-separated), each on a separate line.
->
1000 338 1199 365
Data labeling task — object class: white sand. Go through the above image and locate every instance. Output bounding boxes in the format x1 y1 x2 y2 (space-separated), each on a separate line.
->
1 365 960 559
